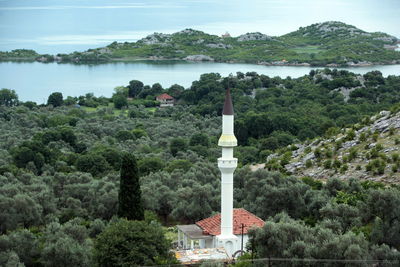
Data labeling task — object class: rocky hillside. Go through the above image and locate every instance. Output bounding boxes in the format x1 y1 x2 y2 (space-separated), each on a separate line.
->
262 109 400 184
281 21 398 45
2 21 399 65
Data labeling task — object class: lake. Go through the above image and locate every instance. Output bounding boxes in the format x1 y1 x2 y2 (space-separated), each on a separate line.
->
1 61 400 103
1 0 400 103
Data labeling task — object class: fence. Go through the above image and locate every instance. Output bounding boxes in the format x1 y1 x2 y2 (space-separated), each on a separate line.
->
144 257 399 267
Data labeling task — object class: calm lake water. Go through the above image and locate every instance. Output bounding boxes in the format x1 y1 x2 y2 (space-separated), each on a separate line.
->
1 0 399 103
1 61 400 103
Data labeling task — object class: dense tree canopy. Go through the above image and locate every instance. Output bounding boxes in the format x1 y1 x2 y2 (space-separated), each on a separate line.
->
1 70 400 265
47 92 63 107
0 88 18 107
94 219 176 266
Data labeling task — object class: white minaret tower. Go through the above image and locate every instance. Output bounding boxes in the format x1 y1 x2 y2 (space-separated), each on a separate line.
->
216 88 238 256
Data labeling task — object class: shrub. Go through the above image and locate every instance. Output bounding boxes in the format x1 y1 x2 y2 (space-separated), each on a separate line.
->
314 148 322 159
333 159 342 169
94 219 176 266
324 160 332 169
305 159 312 168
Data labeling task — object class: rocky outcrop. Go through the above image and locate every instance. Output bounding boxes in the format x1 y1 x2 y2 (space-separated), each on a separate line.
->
139 33 171 45
374 36 398 43
333 87 358 102
237 32 273 42
184 55 214 61
174 29 203 35
309 21 365 37
346 61 373 66
205 43 232 49
254 110 400 184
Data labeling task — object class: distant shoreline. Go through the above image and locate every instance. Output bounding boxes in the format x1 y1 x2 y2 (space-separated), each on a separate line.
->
1 56 400 68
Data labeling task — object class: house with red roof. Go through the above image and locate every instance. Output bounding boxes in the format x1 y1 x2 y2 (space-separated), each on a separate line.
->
156 93 174 107
177 208 264 252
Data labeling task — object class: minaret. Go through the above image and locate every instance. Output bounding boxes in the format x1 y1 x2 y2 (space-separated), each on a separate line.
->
216 88 238 255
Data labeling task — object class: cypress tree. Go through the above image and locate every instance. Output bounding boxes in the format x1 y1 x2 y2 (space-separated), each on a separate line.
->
118 153 144 220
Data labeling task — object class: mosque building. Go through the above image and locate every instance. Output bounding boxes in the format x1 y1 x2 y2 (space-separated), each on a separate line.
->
176 88 264 258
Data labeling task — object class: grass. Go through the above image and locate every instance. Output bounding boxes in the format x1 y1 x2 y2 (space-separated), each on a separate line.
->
290 46 325 54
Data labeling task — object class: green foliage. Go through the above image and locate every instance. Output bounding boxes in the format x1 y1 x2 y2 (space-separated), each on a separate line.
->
359 132 367 142
114 86 129 97
0 49 39 60
301 176 322 190
170 138 187 157
166 159 192 172
332 159 342 169
314 147 322 159
75 153 111 176
305 159 312 168
366 159 386 175
0 88 18 106
40 220 93 267
1 69 400 265
113 94 128 109
47 92 63 107
236 146 260 165
94 219 176 266
189 133 210 147
323 159 332 169
118 153 144 221
335 191 363 206
138 157 165 176
131 128 147 138
128 80 144 98
348 148 358 161
345 129 356 141
115 129 135 141
249 212 400 263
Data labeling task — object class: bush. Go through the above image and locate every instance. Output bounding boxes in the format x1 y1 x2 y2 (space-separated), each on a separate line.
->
47 92 63 107
324 159 332 169
314 148 322 159
94 219 176 266
113 94 128 109
75 153 110 176
305 159 312 168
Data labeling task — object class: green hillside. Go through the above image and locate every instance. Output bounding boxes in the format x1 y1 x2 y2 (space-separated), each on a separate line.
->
1 21 399 66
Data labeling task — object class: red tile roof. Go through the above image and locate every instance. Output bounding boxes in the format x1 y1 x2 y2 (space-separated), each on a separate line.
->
196 208 264 236
156 93 174 100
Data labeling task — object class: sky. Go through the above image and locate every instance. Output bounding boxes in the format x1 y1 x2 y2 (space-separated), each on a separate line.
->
0 0 399 53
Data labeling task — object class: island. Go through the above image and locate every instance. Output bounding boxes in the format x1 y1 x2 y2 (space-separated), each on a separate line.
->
1 21 399 66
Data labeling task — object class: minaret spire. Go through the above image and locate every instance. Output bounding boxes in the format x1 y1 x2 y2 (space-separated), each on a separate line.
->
223 88 234 115
217 88 238 256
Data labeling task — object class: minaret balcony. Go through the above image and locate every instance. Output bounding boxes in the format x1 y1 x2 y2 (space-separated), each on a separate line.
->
218 158 238 169
218 134 237 147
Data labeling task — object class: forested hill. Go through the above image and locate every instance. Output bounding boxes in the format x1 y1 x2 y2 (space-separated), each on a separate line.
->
2 69 400 265
1 21 399 66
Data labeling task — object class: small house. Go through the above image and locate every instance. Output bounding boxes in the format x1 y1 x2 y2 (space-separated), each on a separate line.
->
221 32 231 38
177 208 264 253
156 93 174 107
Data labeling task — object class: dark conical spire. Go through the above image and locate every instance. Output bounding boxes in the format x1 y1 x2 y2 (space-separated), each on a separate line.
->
223 88 234 115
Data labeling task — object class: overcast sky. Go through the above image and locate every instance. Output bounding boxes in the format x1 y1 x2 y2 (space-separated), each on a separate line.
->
0 0 399 53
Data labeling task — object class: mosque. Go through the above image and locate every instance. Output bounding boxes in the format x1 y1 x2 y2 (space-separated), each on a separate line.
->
176 88 264 258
